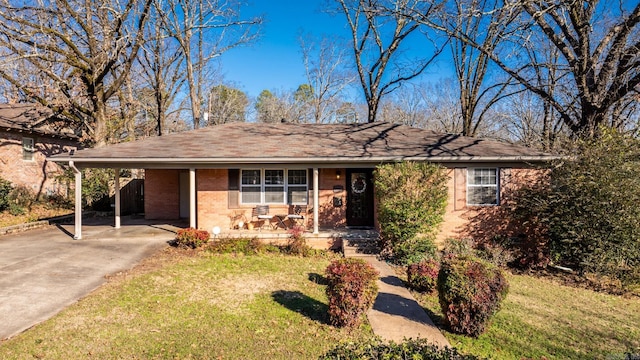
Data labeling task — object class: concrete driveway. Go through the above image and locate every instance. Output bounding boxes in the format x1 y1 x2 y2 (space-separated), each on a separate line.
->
0 217 183 340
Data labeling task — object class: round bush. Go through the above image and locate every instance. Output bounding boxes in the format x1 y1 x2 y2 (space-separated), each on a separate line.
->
407 258 440 293
438 255 509 337
325 258 378 328
174 228 211 249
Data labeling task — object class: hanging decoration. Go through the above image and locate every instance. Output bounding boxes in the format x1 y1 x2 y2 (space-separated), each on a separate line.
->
351 176 367 194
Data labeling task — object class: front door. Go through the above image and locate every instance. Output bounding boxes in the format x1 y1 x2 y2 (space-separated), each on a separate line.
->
346 169 374 228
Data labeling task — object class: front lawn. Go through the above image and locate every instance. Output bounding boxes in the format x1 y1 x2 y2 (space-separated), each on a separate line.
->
412 273 640 359
0 250 373 359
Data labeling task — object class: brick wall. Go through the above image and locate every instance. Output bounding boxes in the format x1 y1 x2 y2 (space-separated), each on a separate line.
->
318 168 346 228
197 169 231 231
144 169 180 219
436 167 546 245
0 131 78 197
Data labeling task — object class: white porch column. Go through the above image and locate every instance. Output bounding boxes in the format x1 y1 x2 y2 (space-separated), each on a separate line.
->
114 168 121 229
189 168 196 228
70 161 82 240
313 168 319 234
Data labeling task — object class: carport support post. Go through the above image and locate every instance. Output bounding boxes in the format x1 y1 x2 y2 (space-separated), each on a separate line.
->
189 168 196 228
114 168 121 229
70 161 82 240
313 168 319 234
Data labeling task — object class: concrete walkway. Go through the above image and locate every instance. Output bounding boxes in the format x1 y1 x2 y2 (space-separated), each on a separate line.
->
0 217 180 340
345 250 450 347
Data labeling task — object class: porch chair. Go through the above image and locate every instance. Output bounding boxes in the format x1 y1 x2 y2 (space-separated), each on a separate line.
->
252 205 274 230
287 205 307 229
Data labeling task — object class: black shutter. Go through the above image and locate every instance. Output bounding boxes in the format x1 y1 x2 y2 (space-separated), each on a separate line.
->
228 169 240 208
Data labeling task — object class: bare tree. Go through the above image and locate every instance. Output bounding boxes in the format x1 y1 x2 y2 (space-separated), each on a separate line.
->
0 0 153 146
334 0 446 123
136 0 187 137
500 89 567 149
157 0 262 129
447 0 521 136
416 0 640 138
417 79 463 133
378 84 428 127
299 33 356 123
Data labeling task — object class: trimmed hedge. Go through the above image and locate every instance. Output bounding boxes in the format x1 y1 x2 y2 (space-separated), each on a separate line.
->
174 228 211 249
438 256 508 337
407 258 440 293
325 258 379 328
374 162 448 264
320 338 483 359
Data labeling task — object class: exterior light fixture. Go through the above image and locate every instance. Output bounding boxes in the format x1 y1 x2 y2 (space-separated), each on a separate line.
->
336 170 341 180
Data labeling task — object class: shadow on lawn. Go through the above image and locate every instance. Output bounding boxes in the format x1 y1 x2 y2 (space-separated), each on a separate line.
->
272 290 330 325
308 272 328 285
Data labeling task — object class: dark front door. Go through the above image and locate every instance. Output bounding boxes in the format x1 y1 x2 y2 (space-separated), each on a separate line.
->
346 169 374 228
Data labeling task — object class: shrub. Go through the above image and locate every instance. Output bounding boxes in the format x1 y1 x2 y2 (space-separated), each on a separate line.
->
8 203 25 216
8 185 35 208
511 129 640 286
374 162 448 264
392 235 438 265
320 338 483 360
283 225 312 256
0 177 12 211
325 258 379 328
442 238 475 258
208 237 273 254
407 258 440 293
438 256 509 337
174 228 211 249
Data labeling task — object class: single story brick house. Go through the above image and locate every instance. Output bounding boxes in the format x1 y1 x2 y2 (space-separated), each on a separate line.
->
49 122 556 245
0 103 79 198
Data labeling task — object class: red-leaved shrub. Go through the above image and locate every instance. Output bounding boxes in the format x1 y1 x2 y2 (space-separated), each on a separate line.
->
407 258 440 293
438 255 509 337
174 228 211 249
325 258 379 328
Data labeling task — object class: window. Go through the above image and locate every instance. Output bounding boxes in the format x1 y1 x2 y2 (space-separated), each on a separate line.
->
240 169 307 205
467 168 499 206
22 137 34 161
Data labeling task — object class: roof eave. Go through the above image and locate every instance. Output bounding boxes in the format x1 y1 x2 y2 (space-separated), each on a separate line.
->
48 155 562 168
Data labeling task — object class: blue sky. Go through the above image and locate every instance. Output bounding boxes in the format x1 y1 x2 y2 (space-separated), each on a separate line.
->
220 1 341 98
219 1 451 100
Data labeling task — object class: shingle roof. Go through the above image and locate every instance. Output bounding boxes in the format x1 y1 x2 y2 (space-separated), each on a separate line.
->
0 103 77 139
49 122 557 167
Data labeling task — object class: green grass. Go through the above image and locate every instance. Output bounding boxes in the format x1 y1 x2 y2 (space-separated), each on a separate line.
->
412 273 640 360
0 251 373 359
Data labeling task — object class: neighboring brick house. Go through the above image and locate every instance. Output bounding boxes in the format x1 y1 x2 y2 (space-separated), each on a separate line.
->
0 103 79 198
49 122 557 245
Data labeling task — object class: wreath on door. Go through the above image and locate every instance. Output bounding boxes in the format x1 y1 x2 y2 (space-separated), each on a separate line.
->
351 176 367 194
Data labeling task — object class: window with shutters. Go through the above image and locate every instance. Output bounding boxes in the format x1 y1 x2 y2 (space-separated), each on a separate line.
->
240 169 307 205
467 168 499 206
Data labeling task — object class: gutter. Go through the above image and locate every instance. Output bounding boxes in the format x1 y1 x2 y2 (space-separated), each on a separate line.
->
48 155 563 166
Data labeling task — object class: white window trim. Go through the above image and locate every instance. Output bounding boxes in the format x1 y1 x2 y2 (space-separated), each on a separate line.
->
240 168 308 205
466 167 500 206
22 137 35 162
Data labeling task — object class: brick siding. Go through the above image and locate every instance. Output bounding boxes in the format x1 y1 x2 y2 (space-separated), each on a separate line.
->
436 167 546 245
0 131 77 197
144 169 180 219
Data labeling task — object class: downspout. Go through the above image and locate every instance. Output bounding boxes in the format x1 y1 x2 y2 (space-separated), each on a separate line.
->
189 168 196 228
69 161 82 240
114 168 121 229
313 168 319 234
